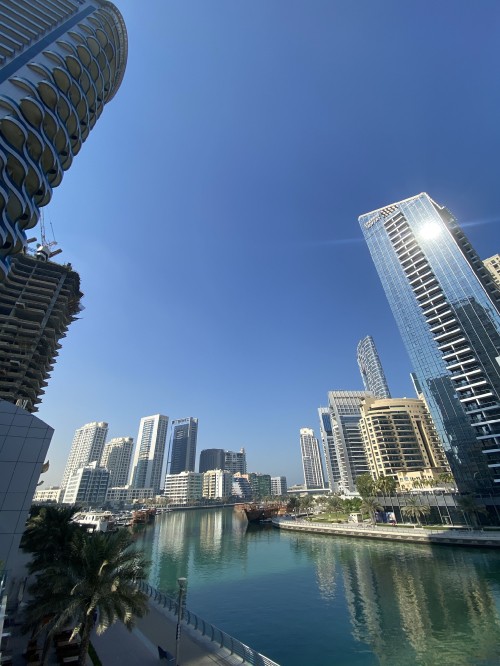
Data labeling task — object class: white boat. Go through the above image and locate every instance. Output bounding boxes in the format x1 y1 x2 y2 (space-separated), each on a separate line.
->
72 511 115 533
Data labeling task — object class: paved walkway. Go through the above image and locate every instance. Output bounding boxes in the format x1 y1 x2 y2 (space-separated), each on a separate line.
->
92 598 244 666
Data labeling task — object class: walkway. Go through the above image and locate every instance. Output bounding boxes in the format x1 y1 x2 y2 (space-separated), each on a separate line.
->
92 597 246 666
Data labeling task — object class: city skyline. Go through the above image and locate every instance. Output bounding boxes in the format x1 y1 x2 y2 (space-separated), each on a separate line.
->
34 0 500 487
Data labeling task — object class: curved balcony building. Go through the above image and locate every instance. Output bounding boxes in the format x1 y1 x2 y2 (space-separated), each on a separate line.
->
0 0 128 277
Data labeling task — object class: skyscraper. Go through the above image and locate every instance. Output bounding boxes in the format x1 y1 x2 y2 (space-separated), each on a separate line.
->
168 417 198 475
359 193 500 493
299 427 325 490
199 448 225 473
101 436 134 488
357 335 391 398
0 0 127 278
0 252 82 412
130 414 169 494
484 254 500 291
320 391 373 494
224 448 247 475
61 421 108 491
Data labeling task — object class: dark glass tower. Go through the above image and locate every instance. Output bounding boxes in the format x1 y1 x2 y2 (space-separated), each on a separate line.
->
359 193 500 493
168 417 198 475
199 448 224 473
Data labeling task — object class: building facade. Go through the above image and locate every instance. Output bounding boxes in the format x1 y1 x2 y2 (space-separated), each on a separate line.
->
0 253 82 412
130 414 168 494
0 0 127 278
300 427 325 490
359 397 449 481
484 254 500 290
224 448 247 474
32 485 62 503
164 471 203 505
61 421 108 491
168 417 198 475
271 476 288 496
100 436 133 488
199 448 225 474
62 461 109 505
232 473 253 500
0 399 53 567
359 193 500 493
357 335 391 399
248 472 272 499
105 485 155 505
321 391 373 494
202 469 233 500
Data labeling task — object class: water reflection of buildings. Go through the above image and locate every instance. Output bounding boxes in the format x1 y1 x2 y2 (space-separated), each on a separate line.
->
342 544 500 665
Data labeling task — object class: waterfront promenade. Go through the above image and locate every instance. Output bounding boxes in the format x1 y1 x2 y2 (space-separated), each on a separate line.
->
93 584 279 666
273 516 500 547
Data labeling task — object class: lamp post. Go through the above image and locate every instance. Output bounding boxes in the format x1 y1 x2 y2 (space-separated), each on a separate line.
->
175 577 187 666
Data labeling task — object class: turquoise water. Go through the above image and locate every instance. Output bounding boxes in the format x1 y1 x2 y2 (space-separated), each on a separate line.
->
133 508 500 666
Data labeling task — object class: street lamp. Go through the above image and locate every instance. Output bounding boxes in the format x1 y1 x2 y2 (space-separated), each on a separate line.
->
175 577 187 666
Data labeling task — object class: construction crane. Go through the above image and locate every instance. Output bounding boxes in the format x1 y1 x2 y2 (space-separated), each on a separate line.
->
29 211 63 261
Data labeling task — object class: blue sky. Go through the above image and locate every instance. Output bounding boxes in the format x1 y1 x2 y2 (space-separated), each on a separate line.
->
39 0 500 486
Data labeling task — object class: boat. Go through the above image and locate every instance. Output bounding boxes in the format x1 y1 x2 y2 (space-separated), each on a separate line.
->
234 503 282 523
72 511 116 533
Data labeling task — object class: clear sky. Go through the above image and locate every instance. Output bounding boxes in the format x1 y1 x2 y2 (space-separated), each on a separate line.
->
39 0 500 486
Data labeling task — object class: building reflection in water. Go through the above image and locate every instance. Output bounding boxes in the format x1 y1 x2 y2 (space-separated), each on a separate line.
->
291 535 500 665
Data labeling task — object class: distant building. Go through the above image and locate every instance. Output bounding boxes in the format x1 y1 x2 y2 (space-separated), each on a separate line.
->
164 472 203 505
356 335 391 399
321 391 373 494
130 415 169 494
232 473 253 500
0 254 82 412
101 437 134 488
248 472 272 499
62 462 110 506
202 470 233 500
359 397 449 481
61 422 108 492
271 476 288 496
32 486 62 504
483 254 500 290
105 486 155 505
300 428 325 490
224 448 247 474
168 417 198 475
359 193 500 493
199 449 225 473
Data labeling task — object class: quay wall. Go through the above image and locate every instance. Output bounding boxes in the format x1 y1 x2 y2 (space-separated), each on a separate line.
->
272 518 500 548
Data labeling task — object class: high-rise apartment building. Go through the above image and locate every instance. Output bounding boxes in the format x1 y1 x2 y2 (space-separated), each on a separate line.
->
164 472 203 506
359 193 500 493
0 253 82 412
232 473 253 500
62 461 109 506
100 437 134 488
359 397 449 480
357 335 391 399
299 428 325 490
224 448 247 475
202 469 233 500
484 254 500 290
130 415 169 494
199 448 225 473
320 391 373 494
248 472 272 499
61 421 108 491
168 417 198 475
0 0 127 278
271 476 288 496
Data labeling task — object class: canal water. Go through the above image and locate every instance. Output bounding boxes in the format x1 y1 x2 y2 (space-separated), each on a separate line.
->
133 508 500 666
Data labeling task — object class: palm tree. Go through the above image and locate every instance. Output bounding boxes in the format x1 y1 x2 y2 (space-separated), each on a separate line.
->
21 505 80 573
360 498 383 524
455 495 487 528
401 497 431 526
287 496 300 515
299 495 314 515
23 529 149 666
355 473 376 499
375 476 396 496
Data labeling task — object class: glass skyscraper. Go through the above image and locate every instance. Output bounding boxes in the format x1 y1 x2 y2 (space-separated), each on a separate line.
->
168 417 198 475
357 335 391 398
300 427 326 489
130 414 169 494
359 193 500 493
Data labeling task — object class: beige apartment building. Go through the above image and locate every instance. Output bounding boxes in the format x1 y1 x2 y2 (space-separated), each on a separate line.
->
202 469 233 500
359 397 449 484
483 254 500 290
